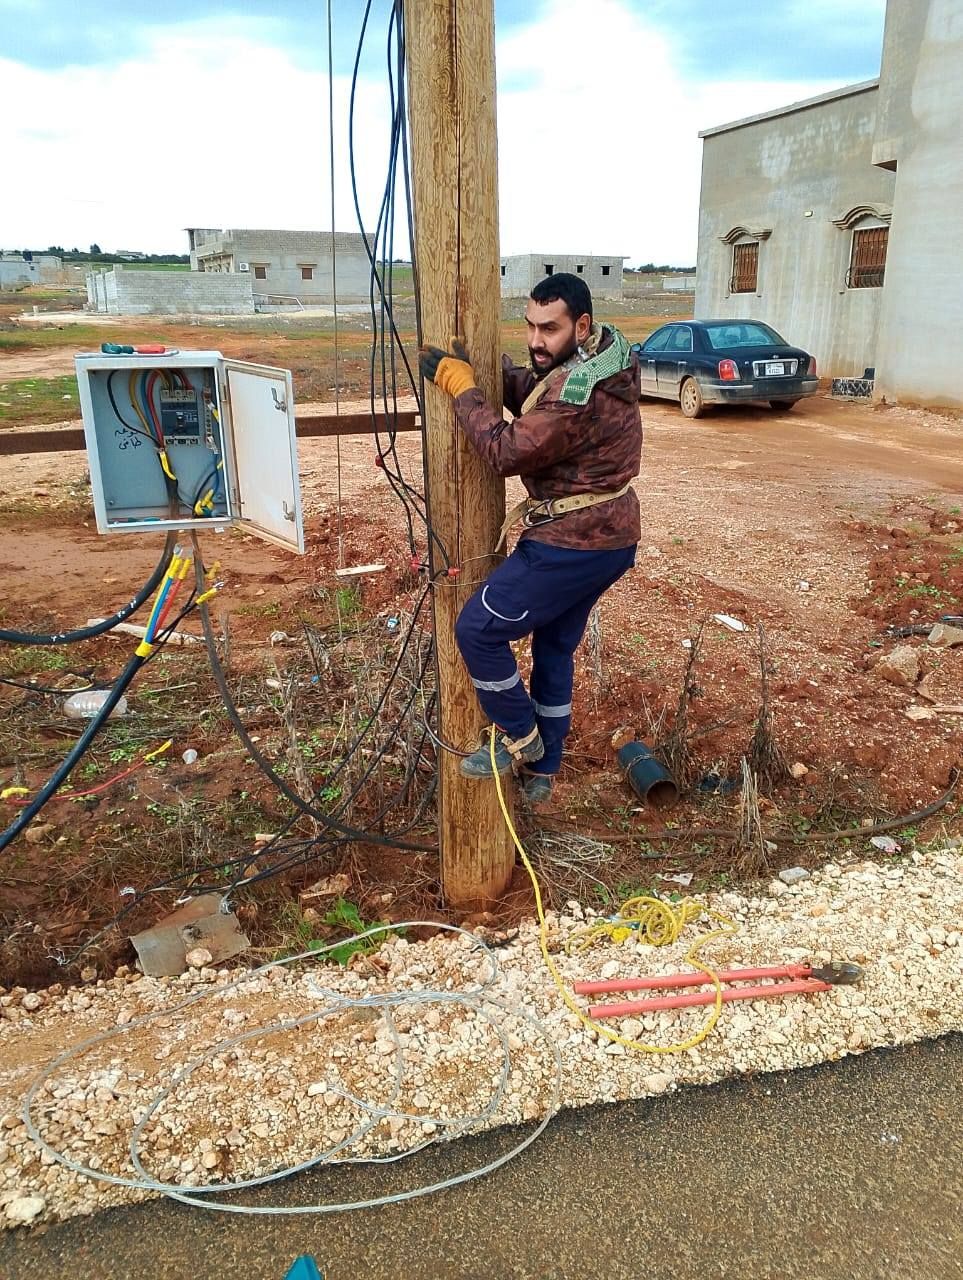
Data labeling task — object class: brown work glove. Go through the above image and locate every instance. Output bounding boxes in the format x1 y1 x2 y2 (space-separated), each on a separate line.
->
419 338 476 399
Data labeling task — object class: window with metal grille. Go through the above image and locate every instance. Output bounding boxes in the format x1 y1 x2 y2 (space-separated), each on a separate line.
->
253 264 267 280
300 265 315 281
730 242 758 293
848 226 888 288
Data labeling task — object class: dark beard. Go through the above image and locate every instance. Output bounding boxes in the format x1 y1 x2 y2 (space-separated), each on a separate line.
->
528 334 580 378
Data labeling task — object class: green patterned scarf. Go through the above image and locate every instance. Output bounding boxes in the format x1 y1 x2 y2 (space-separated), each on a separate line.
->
558 323 633 405
520 322 633 414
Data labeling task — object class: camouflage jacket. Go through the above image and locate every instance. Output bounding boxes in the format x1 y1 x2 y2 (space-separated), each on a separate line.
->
453 329 642 550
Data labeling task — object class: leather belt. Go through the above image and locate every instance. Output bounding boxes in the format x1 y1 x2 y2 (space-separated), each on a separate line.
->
494 482 632 552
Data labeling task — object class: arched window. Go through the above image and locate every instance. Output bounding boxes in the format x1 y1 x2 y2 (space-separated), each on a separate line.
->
831 205 891 290
848 219 888 289
719 226 770 295
730 239 758 293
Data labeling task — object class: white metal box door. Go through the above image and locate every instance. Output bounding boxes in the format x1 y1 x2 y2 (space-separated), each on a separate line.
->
223 360 304 553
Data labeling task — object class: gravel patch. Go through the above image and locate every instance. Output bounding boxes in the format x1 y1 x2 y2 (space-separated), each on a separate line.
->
2 846 962 1229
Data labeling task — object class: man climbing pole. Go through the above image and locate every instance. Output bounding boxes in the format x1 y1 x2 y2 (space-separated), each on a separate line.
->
420 272 642 803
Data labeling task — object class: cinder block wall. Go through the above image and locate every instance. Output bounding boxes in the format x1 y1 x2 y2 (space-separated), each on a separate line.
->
95 269 255 316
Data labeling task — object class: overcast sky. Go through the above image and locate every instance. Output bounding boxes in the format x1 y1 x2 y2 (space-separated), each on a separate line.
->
0 0 887 263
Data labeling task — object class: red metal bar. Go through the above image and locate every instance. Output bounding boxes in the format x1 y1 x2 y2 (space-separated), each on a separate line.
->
573 963 813 997
588 977 831 1020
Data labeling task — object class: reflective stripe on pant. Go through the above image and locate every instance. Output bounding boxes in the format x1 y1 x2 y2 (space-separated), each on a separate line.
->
454 539 636 774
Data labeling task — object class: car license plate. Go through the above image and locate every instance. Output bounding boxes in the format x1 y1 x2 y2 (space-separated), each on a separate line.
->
765 362 785 376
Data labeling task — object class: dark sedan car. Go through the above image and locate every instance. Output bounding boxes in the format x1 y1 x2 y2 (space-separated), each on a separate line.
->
631 320 818 419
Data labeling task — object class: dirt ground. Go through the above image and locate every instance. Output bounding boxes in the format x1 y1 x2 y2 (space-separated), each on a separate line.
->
1 338 962 988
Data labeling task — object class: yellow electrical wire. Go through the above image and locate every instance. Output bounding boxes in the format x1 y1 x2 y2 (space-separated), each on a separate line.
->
565 896 709 954
128 371 152 435
489 727 737 1055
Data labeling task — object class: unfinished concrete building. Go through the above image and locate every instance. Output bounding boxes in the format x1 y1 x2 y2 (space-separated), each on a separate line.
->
500 254 625 301
0 252 64 290
187 229 371 305
695 0 962 406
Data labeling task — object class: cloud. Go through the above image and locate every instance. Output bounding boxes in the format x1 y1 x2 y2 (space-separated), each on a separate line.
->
1 0 867 261
0 23 392 253
495 0 841 265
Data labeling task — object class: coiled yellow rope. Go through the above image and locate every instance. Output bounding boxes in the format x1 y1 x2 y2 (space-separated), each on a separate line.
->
490 727 737 1054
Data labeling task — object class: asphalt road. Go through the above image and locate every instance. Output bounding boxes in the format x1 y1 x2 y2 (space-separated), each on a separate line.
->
4 1035 961 1280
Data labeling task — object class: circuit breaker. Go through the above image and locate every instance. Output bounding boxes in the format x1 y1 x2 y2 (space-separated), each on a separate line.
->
74 350 305 553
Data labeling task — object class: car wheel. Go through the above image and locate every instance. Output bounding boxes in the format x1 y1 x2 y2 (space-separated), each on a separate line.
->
768 398 799 411
679 377 706 419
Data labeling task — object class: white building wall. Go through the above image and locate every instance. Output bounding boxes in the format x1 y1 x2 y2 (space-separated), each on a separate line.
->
0 254 64 289
500 254 624 301
874 0 963 407
191 229 371 303
662 275 697 292
695 83 895 377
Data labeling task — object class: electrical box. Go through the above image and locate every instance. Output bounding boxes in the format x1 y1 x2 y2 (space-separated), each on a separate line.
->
75 350 304 553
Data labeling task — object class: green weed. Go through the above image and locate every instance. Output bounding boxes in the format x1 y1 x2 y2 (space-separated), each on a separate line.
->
314 897 397 965
3 647 69 676
234 600 281 619
334 586 362 622
0 375 79 427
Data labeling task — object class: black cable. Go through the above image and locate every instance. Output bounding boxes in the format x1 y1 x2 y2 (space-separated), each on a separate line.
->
106 371 152 440
190 460 220 513
53 2 454 955
0 535 177 647
0 651 146 852
349 0 455 571
189 536 433 853
0 675 94 694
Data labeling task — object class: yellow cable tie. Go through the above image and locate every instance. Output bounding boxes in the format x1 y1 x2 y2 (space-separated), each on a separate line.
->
135 640 155 658
1 786 30 801
144 739 173 763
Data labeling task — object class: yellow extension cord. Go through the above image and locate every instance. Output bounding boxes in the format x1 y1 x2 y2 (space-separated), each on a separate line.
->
490 727 738 1054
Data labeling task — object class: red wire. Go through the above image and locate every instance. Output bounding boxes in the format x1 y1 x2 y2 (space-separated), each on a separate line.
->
145 371 165 445
7 756 151 805
153 576 185 635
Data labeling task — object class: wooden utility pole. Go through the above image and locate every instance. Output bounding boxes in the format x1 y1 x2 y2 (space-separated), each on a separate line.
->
403 0 515 905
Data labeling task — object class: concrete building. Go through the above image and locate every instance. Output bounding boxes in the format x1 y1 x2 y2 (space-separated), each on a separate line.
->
0 252 64 290
187 228 371 305
872 0 963 407
86 267 255 316
695 81 893 379
695 0 963 406
500 254 625 301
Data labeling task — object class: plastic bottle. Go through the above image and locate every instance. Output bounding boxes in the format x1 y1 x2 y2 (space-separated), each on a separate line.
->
63 690 128 720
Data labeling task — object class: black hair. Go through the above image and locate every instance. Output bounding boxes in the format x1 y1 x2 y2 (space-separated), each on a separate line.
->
530 272 593 322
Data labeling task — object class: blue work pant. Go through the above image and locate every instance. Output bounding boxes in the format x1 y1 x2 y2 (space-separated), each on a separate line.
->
454 539 636 774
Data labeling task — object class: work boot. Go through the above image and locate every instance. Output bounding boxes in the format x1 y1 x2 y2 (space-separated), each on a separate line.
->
519 770 554 805
459 725 545 778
